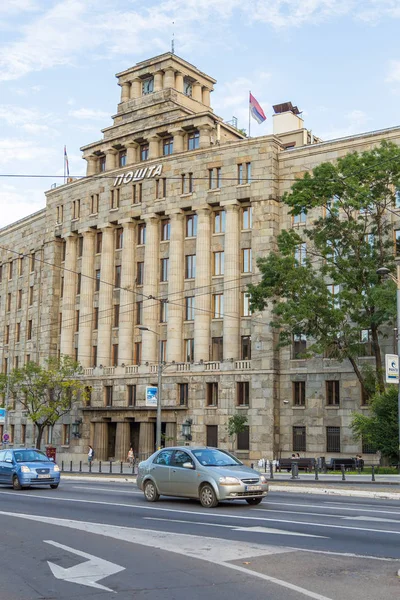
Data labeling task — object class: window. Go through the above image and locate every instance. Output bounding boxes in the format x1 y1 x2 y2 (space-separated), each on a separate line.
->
110 188 120 209
6 293 11 312
115 265 121 288
246 162 251 183
237 426 250 450
293 426 306 452
142 76 154 95
21 423 26 445
77 236 83 258
242 206 252 229
93 307 99 329
213 293 224 318
237 162 251 184
161 219 170 241
16 322 21 343
134 342 142 365
113 304 120 328
127 384 136 407
209 167 221 189
186 214 197 237
163 138 173 156
326 426 341 453
27 320 32 340
160 340 167 362
112 344 118 366
140 143 149 161
181 173 193 194
237 163 243 184
104 385 113 407
138 223 146 245
17 257 23 276
185 296 195 321
293 334 306 358
237 382 250 406
92 346 97 367
99 155 106 172
241 336 251 360
90 194 99 214
8 262 13 280
30 252 35 272
56 205 64 223
179 383 189 406
295 243 307 266
359 329 373 356
242 293 252 317
75 310 80 332
60 277 64 298
326 380 340 406
160 300 168 323
160 258 169 282
76 273 81 295
96 232 102 254
119 150 127 167
362 438 376 454
206 425 218 447
211 337 223 361
293 210 306 225
188 131 200 150
183 77 192 97
95 269 101 291
10 424 15 444
116 227 124 250
326 194 340 214
72 199 80 219
5 325 9 344
62 424 70 445
184 338 194 362
0 265 2 282
137 262 144 285
14 356 19 369
206 382 218 406
327 284 340 309
156 178 167 199
242 248 252 273
293 381 305 406
59 313 62 334
132 183 142 204
136 301 143 325
213 210 226 233
185 255 196 279
213 251 224 275
18 289 23 309
154 449 174 465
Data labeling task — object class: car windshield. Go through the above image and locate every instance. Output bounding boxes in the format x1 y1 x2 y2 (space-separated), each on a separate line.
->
14 450 50 463
192 449 242 467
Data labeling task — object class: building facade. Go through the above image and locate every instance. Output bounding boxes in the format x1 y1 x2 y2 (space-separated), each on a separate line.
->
1 53 399 462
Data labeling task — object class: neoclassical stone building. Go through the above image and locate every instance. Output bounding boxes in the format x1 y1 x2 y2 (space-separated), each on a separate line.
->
1 52 399 462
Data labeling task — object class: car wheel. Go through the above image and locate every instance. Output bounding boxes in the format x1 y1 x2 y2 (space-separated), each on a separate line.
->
144 480 160 502
246 497 263 505
199 484 218 508
12 475 22 491
50 483 59 489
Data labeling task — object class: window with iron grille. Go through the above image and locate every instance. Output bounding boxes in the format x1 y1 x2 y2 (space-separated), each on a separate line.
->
206 382 218 406
179 383 189 406
362 438 376 454
326 426 340 453
237 426 250 450
326 380 340 405
293 426 306 452
293 381 305 406
237 382 250 406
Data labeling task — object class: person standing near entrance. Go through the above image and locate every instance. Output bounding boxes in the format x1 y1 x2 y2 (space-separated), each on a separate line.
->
127 446 134 466
88 445 94 465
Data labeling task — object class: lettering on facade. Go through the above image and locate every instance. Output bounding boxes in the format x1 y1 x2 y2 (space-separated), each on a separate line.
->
113 164 163 187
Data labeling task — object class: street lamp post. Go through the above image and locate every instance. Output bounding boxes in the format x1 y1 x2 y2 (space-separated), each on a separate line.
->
138 326 162 450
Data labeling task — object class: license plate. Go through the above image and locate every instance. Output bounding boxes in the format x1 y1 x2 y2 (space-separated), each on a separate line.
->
37 474 51 479
246 485 262 491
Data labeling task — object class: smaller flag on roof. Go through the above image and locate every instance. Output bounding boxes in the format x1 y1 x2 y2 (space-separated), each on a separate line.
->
249 93 267 124
64 145 70 177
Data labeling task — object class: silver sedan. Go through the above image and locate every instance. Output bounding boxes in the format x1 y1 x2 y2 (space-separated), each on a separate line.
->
137 446 269 508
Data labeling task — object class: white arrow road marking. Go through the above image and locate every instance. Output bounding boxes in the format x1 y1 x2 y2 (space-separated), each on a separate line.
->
0 511 334 600
342 516 400 523
45 540 125 592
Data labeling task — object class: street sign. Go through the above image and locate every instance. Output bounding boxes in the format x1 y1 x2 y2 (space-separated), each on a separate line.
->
145 386 158 407
385 354 399 384
2 433 9 443
0 408 6 424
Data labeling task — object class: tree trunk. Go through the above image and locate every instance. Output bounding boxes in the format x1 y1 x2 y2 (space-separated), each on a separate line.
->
371 323 385 393
347 355 369 400
35 424 45 449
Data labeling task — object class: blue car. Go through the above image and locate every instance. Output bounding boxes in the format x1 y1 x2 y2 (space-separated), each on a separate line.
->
0 448 61 490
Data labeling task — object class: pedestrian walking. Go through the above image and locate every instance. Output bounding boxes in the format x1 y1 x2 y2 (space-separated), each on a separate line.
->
127 446 134 466
88 445 94 465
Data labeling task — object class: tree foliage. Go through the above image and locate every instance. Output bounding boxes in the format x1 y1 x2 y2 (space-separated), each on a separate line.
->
351 386 399 462
249 141 400 396
227 413 248 450
0 356 87 449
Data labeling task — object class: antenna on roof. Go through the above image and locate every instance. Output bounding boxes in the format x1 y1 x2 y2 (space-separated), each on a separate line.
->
171 21 175 54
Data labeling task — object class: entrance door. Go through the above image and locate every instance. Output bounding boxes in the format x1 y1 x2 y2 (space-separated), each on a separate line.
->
107 423 117 460
206 425 218 448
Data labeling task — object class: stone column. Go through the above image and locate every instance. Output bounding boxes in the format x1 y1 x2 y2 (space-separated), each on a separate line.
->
139 422 155 457
126 141 138 165
165 422 176 446
148 136 160 160
142 215 159 364
194 208 211 362
223 203 240 360
115 422 131 461
154 71 163 92
78 229 96 367
202 87 211 106
131 78 142 99
192 82 202 102
164 68 175 88
94 422 108 461
199 124 212 149
105 148 117 171
119 221 136 366
85 155 98 177
167 212 184 363
171 129 184 153
60 234 77 358
97 225 114 366
175 72 184 93
120 82 131 102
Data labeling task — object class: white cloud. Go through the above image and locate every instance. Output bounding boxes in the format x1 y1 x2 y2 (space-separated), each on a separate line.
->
386 60 400 83
319 109 370 140
68 108 110 120
0 183 45 229
21 123 52 134
0 138 55 165
0 0 39 15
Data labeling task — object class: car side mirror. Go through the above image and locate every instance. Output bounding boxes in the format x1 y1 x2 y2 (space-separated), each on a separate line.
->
182 462 194 469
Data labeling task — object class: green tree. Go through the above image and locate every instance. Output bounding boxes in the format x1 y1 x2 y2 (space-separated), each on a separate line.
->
351 386 399 463
249 142 400 397
227 413 248 451
0 356 87 449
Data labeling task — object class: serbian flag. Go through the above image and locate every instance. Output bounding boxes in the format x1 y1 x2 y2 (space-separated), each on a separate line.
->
249 93 267 124
64 145 70 177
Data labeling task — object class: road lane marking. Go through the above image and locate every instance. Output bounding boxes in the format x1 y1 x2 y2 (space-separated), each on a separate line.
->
263 501 400 516
252 507 400 520
45 540 124 592
342 516 400 523
71 486 143 495
0 511 333 600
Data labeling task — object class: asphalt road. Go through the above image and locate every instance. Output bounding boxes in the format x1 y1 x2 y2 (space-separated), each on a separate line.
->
0 480 399 600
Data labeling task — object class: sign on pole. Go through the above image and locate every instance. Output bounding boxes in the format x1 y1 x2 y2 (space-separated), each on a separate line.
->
385 354 399 384
2 433 10 443
145 386 158 407
0 408 6 424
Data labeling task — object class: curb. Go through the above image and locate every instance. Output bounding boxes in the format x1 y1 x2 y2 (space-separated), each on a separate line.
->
269 484 400 500
62 475 136 483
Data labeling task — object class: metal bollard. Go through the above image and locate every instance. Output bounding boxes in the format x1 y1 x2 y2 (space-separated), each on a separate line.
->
109 461 112 473
89 461 92 473
315 465 319 481
79 461 82 473
99 460 102 473
132 461 135 475
264 461 267 473
269 462 274 479
120 461 123 474
291 462 299 479
70 460 73 473
341 464 346 481
61 460 64 472
371 465 375 481
251 463 254 469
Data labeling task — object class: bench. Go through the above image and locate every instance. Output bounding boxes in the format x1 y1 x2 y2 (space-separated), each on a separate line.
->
326 458 357 471
279 458 315 473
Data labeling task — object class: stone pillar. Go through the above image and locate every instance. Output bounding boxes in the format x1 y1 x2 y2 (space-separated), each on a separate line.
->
78 229 96 367
223 203 240 360
115 422 131 461
194 208 211 362
175 72 184 93
164 68 175 89
139 422 155 457
192 82 202 102
131 78 142 99
126 141 138 165
199 125 212 149
60 234 77 358
165 422 176 446
167 212 184 363
120 82 130 102
105 148 117 171
142 215 159 364
97 225 114 366
85 155 98 177
119 221 136 366
202 87 211 106
171 129 184 153
94 422 108 461
148 136 160 160
154 71 163 92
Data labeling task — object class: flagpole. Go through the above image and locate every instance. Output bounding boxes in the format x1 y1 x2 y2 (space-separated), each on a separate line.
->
63 146 66 184
248 91 251 138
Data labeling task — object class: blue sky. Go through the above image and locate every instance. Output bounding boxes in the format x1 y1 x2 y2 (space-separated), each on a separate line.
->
1 0 400 227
